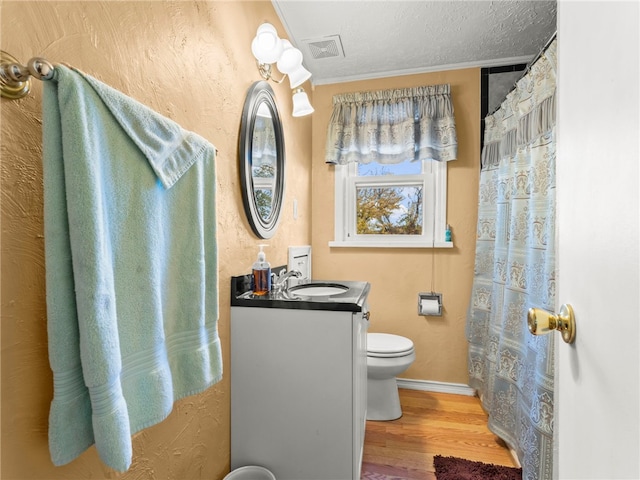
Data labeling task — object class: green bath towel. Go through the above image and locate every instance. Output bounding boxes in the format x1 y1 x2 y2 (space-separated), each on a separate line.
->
42 65 221 472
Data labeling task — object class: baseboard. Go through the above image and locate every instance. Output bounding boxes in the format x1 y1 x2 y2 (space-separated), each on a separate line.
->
396 378 476 396
507 446 521 468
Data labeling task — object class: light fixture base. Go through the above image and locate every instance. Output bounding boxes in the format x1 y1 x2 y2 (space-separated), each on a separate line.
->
257 62 286 84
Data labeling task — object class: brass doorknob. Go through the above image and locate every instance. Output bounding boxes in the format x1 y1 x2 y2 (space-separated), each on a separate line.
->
527 304 576 344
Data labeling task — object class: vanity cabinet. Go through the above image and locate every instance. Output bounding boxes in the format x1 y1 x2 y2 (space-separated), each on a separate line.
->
231 305 369 480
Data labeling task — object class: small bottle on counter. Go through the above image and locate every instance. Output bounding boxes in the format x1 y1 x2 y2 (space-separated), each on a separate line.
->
445 224 452 242
251 244 271 296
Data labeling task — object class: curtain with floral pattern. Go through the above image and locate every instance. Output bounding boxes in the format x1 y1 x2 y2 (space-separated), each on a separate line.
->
466 38 557 480
325 84 457 165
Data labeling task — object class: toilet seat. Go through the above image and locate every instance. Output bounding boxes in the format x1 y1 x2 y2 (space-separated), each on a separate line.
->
367 333 414 358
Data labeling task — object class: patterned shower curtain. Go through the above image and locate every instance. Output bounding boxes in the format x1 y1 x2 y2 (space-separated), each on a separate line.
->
466 39 557 480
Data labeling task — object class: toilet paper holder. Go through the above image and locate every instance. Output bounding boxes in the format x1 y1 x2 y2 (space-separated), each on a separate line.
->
418 292 442 316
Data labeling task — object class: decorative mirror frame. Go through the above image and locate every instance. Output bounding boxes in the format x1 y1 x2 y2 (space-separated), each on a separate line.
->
239 81 286 239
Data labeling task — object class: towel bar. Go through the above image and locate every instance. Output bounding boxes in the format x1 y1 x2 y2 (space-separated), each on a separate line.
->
0 50 219 156
1 50 54 99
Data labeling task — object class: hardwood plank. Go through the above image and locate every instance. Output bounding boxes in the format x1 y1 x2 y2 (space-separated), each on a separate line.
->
361 389 518 479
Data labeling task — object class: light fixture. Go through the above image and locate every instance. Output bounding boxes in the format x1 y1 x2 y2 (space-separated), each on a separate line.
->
251 22 313 116
251 23 283 64
277 40 312 88
292 88 314 117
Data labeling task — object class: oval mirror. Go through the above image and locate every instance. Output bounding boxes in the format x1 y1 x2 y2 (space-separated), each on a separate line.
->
239 81 285 239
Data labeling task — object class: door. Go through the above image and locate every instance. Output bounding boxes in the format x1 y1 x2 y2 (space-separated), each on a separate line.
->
556 2 639 478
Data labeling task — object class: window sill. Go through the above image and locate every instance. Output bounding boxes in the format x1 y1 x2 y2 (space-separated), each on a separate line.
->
329 240 453 249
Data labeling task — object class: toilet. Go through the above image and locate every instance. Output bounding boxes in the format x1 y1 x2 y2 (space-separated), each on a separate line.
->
366 333 416 421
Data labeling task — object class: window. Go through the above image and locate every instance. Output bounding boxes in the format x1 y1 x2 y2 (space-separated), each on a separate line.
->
331 159 451 248
325 84 457 248
252 163 275 219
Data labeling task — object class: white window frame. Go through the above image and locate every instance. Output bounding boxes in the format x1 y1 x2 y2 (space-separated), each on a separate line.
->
330 160 452 248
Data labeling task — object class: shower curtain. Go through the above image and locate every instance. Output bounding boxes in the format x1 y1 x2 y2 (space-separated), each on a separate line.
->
466 38 557 480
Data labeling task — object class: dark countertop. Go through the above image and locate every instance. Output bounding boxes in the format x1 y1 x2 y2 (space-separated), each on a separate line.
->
230 274 371 312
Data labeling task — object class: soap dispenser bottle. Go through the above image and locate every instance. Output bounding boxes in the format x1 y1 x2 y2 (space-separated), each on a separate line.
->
251 244 271 296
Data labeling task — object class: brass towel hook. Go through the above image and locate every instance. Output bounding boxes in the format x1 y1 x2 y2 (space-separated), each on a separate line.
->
528 304 576 344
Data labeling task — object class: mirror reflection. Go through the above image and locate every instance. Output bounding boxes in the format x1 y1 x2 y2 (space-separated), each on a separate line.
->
252 102 277 220
239 81 285 239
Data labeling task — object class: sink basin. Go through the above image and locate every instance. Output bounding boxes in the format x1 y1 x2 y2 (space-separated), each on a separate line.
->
288 283 349 297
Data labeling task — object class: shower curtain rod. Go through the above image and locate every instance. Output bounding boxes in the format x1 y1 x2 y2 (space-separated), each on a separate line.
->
0 50 55 99
526 31 557 75
487 31 557 117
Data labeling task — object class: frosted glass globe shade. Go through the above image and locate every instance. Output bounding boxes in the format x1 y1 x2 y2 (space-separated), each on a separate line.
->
251 23 283 64
287 65 312 89
277 40 303 73
292 89 314 117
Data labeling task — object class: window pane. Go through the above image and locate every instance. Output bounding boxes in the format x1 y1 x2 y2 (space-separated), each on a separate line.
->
356 185 423 235
357 160 421 176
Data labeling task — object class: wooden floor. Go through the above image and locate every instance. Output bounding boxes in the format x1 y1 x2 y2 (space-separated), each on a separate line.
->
360 389 518 480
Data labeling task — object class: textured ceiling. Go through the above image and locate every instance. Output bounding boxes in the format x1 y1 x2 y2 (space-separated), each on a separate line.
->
272 0 557 85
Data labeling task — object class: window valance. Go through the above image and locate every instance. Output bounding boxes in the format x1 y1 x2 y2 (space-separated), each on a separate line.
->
325 84 457 165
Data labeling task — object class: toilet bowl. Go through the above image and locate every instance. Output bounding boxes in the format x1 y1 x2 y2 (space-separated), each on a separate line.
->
366 333 416 421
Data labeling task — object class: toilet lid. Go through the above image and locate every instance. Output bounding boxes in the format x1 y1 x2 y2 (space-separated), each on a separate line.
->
367 333 414 357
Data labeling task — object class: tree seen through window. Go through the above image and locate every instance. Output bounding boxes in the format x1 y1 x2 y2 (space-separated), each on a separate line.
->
355 164 423 235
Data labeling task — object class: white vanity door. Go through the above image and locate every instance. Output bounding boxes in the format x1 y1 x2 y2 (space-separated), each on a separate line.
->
231 306 363 480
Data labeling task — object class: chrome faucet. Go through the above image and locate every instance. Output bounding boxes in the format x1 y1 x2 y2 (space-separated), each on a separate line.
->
272 269 302 292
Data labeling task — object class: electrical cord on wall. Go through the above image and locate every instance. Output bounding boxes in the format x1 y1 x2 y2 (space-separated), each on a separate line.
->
429 159 436 293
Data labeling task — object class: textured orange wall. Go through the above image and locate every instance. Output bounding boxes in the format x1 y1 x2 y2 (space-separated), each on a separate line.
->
0 2 311 479
311 70 480 385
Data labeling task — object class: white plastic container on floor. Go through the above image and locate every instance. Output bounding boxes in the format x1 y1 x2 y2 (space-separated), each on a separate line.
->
223 465 276 480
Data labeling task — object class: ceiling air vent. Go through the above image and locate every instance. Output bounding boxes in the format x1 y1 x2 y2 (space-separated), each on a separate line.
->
303 35 344 60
